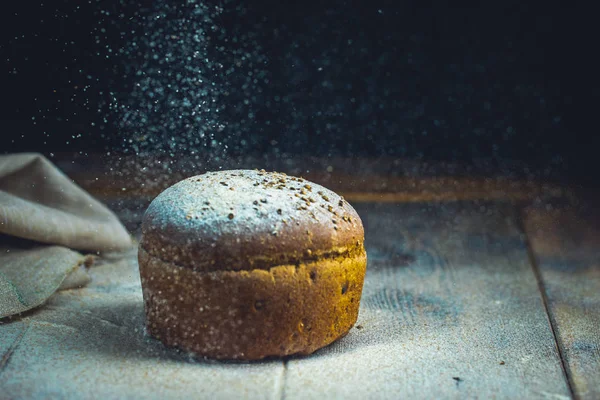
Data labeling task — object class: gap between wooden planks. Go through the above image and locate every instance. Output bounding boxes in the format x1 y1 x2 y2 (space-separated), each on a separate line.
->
523 204 600 400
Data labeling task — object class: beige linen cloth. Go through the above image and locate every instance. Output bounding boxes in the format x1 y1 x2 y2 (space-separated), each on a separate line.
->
0 153 133 318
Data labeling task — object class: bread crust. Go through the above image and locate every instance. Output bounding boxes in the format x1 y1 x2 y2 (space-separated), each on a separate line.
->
139 246 366 360
138 170 367 359
140 170 364 272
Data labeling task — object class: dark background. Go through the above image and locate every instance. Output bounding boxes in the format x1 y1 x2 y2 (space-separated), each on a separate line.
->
0 0 596 184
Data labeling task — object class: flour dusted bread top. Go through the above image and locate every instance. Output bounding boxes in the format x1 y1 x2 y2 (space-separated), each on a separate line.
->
140 170 364 271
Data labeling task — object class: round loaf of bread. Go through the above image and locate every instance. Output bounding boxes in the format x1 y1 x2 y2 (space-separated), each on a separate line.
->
138 169 367 360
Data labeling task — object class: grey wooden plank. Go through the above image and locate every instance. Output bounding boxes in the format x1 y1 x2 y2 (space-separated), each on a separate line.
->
284 202 571 399
0 256 284 400
524 205 600 400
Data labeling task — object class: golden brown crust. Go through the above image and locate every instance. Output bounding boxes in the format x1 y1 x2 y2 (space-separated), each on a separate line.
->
140 170 364 272
138 170 367 359
138 246 367 360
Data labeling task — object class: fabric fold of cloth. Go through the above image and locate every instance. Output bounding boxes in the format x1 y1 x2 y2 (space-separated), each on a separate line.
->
0 153 133 318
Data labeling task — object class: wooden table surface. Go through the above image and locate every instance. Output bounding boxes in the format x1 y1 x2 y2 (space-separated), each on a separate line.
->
1 156 598 399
